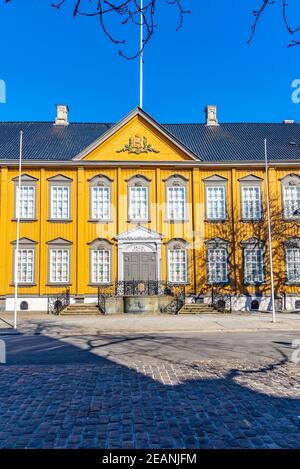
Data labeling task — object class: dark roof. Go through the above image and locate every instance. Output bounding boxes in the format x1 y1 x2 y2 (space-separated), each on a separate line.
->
1 121 300 162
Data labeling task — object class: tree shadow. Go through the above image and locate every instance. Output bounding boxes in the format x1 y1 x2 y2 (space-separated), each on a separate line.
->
0 325 299 449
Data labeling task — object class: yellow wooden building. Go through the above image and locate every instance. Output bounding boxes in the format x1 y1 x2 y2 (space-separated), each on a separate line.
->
0 105 299 313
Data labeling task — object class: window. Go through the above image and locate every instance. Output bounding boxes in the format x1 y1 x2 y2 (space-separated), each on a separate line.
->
281 173 300 219
91 187 110 220
89 239 112 284
13 174 38 220
48 174 72 221
243 245 265 284
47 238 72 284
89 174 112 221
285 239 300 284
283 186 300 219
12 237 37 285
165 175 188 221
241 186 262 220
51 186 70 219
50 249 69 283
16 186 35 219
204 175 227 221
206 187 226 220
127 175 151 222
16 249 34 283
206 238 229 283
92 250 110 283
167 187 185 220
20 301 29 311
239 174 263 221
251 300 259 311
167 239 188 283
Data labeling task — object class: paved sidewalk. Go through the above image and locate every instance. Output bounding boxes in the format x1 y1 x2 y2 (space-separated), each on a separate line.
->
0 311 300 335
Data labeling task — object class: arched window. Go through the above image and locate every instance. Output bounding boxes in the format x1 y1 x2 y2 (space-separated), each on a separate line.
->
284 238 300 284
126 175 151 222
167 239 188 284
164 174 188 221
88 239 112 284
20 301 28 311
89 174 112 221
206 238 229 284
280 173 300 219
242 238 265 284
251 300 259 311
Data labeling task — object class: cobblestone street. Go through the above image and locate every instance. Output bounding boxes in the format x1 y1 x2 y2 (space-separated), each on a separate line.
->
0 328 299 449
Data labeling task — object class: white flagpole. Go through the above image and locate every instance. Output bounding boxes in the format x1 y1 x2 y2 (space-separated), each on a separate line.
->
264 138 276 323
139 0 143 109
14 130 23 329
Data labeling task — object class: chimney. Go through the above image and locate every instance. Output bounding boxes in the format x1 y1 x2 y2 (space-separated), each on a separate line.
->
205 105 219 126
55 104 69 126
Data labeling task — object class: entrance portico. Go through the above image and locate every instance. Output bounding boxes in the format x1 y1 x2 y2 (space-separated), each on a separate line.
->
115 226 163 283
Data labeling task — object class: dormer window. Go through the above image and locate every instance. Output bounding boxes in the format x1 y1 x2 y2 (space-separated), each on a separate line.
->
127 175 151 222
281 174 300 219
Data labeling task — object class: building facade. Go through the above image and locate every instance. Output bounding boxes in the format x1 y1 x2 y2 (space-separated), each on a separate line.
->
0 105 300 312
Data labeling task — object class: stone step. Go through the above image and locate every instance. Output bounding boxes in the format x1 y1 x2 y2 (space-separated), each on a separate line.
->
179 304 217 314
60 303 101 315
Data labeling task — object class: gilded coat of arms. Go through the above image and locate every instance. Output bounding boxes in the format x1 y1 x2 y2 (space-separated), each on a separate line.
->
117 135 160 154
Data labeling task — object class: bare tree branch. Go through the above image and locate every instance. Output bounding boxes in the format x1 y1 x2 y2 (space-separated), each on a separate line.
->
248 0 300 47
4 0 190 59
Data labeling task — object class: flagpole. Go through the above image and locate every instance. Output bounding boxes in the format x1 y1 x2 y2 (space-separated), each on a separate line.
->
14 130 23 329
264 138 276 323
139 0 143 109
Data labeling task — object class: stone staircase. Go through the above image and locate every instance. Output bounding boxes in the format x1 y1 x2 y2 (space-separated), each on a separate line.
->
179 303 220 314
60 302 101 316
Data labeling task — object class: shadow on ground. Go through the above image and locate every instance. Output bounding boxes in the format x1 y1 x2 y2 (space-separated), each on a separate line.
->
0 322 299 449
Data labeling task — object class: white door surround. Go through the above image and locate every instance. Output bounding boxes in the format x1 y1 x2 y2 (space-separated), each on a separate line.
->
114 226 163 282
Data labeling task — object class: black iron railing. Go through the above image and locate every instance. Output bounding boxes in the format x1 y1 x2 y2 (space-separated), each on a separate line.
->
211 287 232 312
47 287 70 314
160 286 186 314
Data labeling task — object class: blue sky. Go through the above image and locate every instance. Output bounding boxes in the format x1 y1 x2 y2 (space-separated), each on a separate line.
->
0 0 300 123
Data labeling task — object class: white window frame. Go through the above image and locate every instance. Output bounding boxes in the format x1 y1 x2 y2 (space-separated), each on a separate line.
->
285 241 300 284
16 185 36 219
283 186 300 219
243 247 265 284
206 186 226 220
129 186 149 221
167 186 186 221
91 249 111 284
49 248 70 284
206 239 229 284
15 248 35 284
241 186 262 220
168 248 188 284
50 186 70 220
91 186 111 221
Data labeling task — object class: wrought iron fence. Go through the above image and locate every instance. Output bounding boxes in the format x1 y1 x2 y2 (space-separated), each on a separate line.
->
210 287 232 312
96 281 187 314
47 287 70 314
